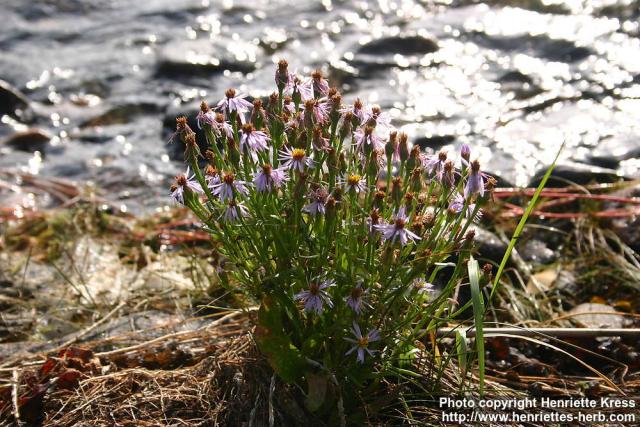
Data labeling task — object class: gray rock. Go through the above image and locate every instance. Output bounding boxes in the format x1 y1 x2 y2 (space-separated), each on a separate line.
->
348 35 439 71
518 239 556 265
1 129 51 152
358 35 438 56
528 162 622 187
157 39 257 78
587 134 640 169
80 102 162 127
473 227 508 264
0 79 31 120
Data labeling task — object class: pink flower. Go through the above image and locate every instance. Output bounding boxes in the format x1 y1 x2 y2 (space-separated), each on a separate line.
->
216 88 252 122
286 74 314 102
374 207 421 246
170 167 204 205
278 146 313 172
354 126 384 152
253 164 288 192
295 280 335 314
210 172 249 201
239 123 270 153
222 200 249 222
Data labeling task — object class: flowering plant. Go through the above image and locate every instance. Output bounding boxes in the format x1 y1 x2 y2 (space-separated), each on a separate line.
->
170 61 494 413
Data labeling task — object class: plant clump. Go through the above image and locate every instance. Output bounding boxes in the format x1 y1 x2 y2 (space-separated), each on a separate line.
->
170 60 494 414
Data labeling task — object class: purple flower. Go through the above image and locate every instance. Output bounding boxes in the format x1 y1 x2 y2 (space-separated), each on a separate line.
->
423 151 448 181
363 105 393 133
460 144 471 166
217 88 252 121
218 120 234 139
295 280 335 314
286 74 314 102
196 108 216 130
354 126 384 152
303 187 329 216
374 207 421 246
339 98 365 124
239 123 270 153
464 160 485 199
339 173 367 193
449 193 482 222
413 278 436 298
312 70 329 97
345 284 367 314
170 167 204 205
344 322 381 364
210 172 249 201
222 200 249 222
253 164 288 192
302 99 330 127
278 146 313 172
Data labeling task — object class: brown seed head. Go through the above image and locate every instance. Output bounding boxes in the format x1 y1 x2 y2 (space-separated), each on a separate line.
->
205 165 217 176
225 88 236 99
223 172 235 184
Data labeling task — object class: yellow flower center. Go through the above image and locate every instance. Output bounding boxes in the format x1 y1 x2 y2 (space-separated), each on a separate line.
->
347 174 361 186
292 148 306 161
358 337 369 348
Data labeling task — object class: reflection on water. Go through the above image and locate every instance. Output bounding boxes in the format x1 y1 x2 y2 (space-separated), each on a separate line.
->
0 0 638 213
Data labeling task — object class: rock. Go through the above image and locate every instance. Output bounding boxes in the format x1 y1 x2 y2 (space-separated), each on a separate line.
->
1 129 51 152
414 135 455 150
568 303 624 328
518 239 556 265
587 134 640 169
358 35 438 56
473 227 508 264
528 162 621 188
551 270 579 295
0 79 32 120
348 35 438 71
157 39 257 78
80 102 162 127
472 32 592 63
497 70 545 100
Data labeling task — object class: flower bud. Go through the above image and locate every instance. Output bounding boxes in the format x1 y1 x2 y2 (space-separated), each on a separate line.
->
391 177 403 205
461 143 471 162
385 131 398 159
398 132 409 162
275 59 289 91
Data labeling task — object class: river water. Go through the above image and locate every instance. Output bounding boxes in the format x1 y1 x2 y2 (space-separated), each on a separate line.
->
1 0 639 214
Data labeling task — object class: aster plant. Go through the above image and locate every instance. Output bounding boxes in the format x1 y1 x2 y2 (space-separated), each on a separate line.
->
169 60 495 418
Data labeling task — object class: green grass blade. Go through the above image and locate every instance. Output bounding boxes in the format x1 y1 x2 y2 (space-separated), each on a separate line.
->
490 143 565 301
468 256 485 396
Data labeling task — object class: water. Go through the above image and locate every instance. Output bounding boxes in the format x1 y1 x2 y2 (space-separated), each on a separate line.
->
1 0 639 214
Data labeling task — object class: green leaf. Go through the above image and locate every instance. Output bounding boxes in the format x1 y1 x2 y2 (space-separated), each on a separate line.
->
255 296 306 384
468 256 485 396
